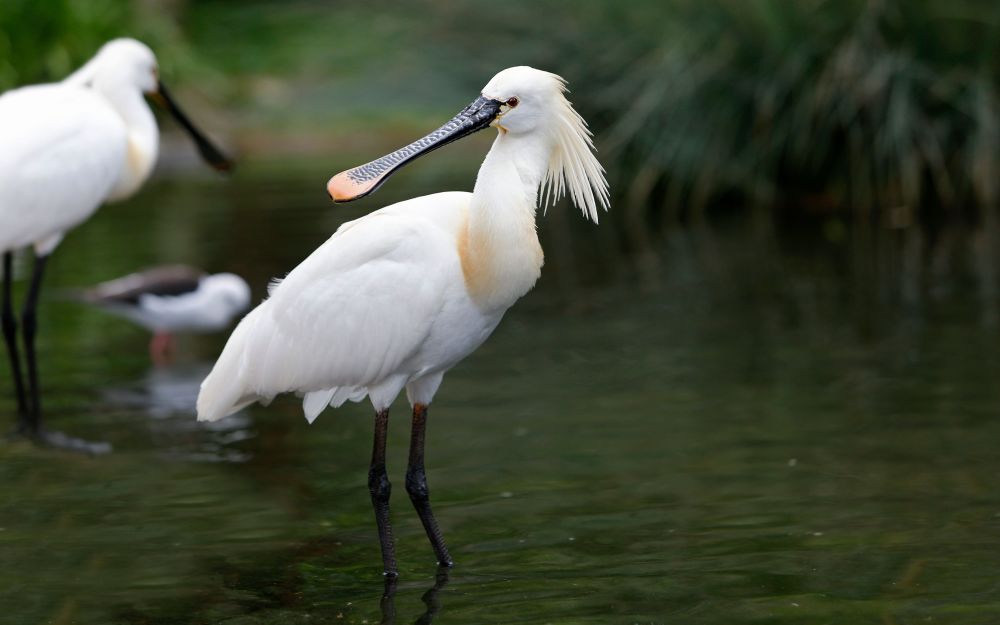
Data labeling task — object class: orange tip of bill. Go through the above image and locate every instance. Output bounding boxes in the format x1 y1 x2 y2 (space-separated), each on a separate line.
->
327 170 379 203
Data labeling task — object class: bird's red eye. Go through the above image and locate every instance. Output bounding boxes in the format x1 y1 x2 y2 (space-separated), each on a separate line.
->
505 97 519 108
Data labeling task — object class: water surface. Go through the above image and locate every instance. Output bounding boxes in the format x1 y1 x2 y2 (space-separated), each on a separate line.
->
2 164 1000 624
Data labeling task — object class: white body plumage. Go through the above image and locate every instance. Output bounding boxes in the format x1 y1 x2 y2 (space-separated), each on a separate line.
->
197 66 609 423
0 39 161 257
199 191 538 422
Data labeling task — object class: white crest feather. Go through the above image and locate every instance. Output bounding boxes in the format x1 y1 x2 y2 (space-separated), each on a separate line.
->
540 78 610 223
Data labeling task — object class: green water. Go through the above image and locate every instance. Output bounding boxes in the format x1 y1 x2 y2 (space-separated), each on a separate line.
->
2 163 1000 624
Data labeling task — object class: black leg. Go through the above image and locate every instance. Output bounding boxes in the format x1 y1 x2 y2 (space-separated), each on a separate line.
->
369 408 398 576
2 252 28 427
17 254 110 455
405 404 453 567
21 253 48 433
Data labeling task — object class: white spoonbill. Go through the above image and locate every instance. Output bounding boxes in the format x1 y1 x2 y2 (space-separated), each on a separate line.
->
1 38 231 452
197 66 609 576
74 265 250 364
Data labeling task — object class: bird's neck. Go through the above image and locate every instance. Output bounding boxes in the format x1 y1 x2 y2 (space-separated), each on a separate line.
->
460 132 548 310
99 86 159 201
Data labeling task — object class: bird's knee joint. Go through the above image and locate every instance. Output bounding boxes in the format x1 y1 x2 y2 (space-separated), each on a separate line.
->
405 469 429 502
368 468 391 502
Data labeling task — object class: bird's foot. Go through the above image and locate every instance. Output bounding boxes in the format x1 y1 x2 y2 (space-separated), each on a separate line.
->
150 332 175 366
9 423 112 455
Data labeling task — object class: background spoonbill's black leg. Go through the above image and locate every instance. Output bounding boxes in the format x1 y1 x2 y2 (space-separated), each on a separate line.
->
2 252 29 429
369 408 398 576
21 253 48 434
406 404 454 567
20 253 110 454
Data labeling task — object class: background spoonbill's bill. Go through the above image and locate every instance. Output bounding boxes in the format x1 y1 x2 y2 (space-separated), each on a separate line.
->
197 66 608 576
0 38 232 452
73 266 251 365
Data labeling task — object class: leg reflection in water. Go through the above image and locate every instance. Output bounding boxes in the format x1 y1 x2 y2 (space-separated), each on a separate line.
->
379 566 450 625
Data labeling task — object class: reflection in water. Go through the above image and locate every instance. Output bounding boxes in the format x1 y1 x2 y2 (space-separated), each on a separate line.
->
100 363 254 462
101 364 208 418
380 567 450 625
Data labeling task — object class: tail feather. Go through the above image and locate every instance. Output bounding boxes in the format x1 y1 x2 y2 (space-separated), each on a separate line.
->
197 299 370 423
300 386 367 424
303 389 335 424
197 309 260 421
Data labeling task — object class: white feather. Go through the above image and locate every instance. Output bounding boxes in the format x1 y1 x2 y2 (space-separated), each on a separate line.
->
0 84 128 256
541 79 610 223
0 38 162 257
303 389 335 423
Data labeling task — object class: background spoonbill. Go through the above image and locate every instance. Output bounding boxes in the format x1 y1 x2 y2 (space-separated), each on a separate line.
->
73 265 251 364
197 66 609 576
0 38 231 452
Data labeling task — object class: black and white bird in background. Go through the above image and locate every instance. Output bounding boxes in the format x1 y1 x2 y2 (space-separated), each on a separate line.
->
73 265 251 364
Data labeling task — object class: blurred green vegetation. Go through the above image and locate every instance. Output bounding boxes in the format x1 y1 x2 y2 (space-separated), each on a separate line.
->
2 0 999 220
0 0 194 88
0 0 127 88
432 0 1000 217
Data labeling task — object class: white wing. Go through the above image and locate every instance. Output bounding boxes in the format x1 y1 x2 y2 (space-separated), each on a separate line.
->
0 83 127 255
197 202 465 421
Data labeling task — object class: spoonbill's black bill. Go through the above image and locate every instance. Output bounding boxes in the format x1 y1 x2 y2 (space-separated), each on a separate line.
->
152 81 233 172
326 96 502 202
